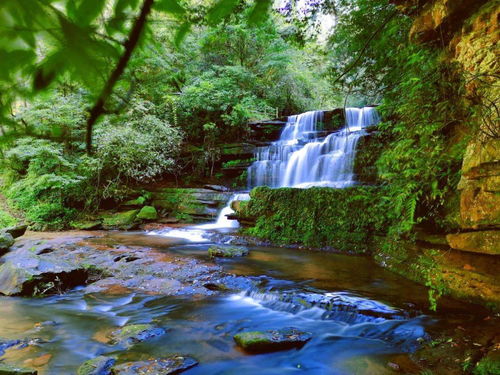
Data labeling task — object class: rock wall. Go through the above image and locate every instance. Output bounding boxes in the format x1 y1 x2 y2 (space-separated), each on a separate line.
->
399 0 500 255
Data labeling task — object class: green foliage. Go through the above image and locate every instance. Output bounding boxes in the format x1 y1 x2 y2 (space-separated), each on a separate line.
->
0 210 17 228
328 0 468 237
4 138 91 230
473 355 500 375
238 186 391 253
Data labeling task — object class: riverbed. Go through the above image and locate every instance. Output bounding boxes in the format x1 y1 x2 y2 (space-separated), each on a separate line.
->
0 229 497 374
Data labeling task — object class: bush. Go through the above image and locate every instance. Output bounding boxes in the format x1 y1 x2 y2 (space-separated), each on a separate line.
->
95 114 183 182
4 138 91 230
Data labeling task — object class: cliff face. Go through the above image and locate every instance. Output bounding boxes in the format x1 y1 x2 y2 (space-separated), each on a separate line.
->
400 0 499 254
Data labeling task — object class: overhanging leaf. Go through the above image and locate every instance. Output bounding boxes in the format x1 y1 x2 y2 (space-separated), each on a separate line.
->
248 0 271 24
206 0 239 25
154 0 186 17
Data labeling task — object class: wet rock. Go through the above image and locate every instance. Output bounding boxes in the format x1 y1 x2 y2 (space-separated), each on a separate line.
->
136 206 158 221
109 324 166 347
111 356 198 375
77 356 115 375
0 363 37 375
233 327 312 353
203 184 230 192
2 225 27 239
208 245 249 258
447 230 500 255
101 210 140 230
0 245 90 296
0 232 14 252
0 339 21 356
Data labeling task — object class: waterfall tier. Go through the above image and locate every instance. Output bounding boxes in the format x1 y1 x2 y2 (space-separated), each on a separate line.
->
247 107 380 188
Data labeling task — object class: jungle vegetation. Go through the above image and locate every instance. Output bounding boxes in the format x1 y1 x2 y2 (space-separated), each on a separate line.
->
0 0 485 237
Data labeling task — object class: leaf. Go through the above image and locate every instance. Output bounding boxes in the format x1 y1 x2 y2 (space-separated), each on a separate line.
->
248 0 271 24
154 0 186 16
174 21 190 47
206 0 239 25
77 0 107 26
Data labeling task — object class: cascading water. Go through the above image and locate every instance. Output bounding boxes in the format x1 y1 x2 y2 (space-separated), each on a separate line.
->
247 107 380 188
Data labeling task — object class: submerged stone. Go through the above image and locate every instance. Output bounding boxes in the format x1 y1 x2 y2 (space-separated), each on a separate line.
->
77 356 115 375
111 356 198 375
109 324 166 347
208 245 249 258
0 363 37 375
137 206 158 221
233 327 312 353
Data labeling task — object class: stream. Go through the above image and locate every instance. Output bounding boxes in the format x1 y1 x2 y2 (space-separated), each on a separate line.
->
0 226 493 374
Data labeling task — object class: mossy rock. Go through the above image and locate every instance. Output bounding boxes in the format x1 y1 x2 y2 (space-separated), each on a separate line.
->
0 232 14 251
70 220 102 230
101 210 139 230
122 196 146 207
109 324 166 347
111 356 198 375
233 327 312 353
77 356 115 375
208 245 249 258
136 206 158 221
0 363 37 375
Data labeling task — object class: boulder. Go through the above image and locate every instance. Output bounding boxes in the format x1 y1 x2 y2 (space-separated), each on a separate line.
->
101 210 139 230
111 356 197 375
208 245 249 258
233 327 312 353
70 220 102 230
0 232 14 253
0 364 37 375
108 324 166 347
2 225 27 239
0 246 90 296
122 196 147 207
77 356 115 375
447 231 500 255
136 206 158 221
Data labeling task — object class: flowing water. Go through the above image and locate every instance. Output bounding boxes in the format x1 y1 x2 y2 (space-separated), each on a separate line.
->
247 107 380 188
0 230 493 375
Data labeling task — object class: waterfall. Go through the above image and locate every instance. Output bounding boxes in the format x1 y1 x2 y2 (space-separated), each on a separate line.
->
197 193 250 230
247 107 379 188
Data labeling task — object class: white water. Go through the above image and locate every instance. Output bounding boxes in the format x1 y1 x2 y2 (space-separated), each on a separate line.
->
247 107 380 188
148 193 250 241
197 193 250 230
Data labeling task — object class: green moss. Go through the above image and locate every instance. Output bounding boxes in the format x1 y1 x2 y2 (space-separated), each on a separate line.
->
137 206 157 220
208 245 248 257
77 356 115 375
70 220 102 230
123 196 146 206
234 331 268 348
236 186 391 253
0 363 37 375
101 210 139 229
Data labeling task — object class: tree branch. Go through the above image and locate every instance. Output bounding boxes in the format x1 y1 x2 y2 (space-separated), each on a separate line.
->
85 0 154 154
